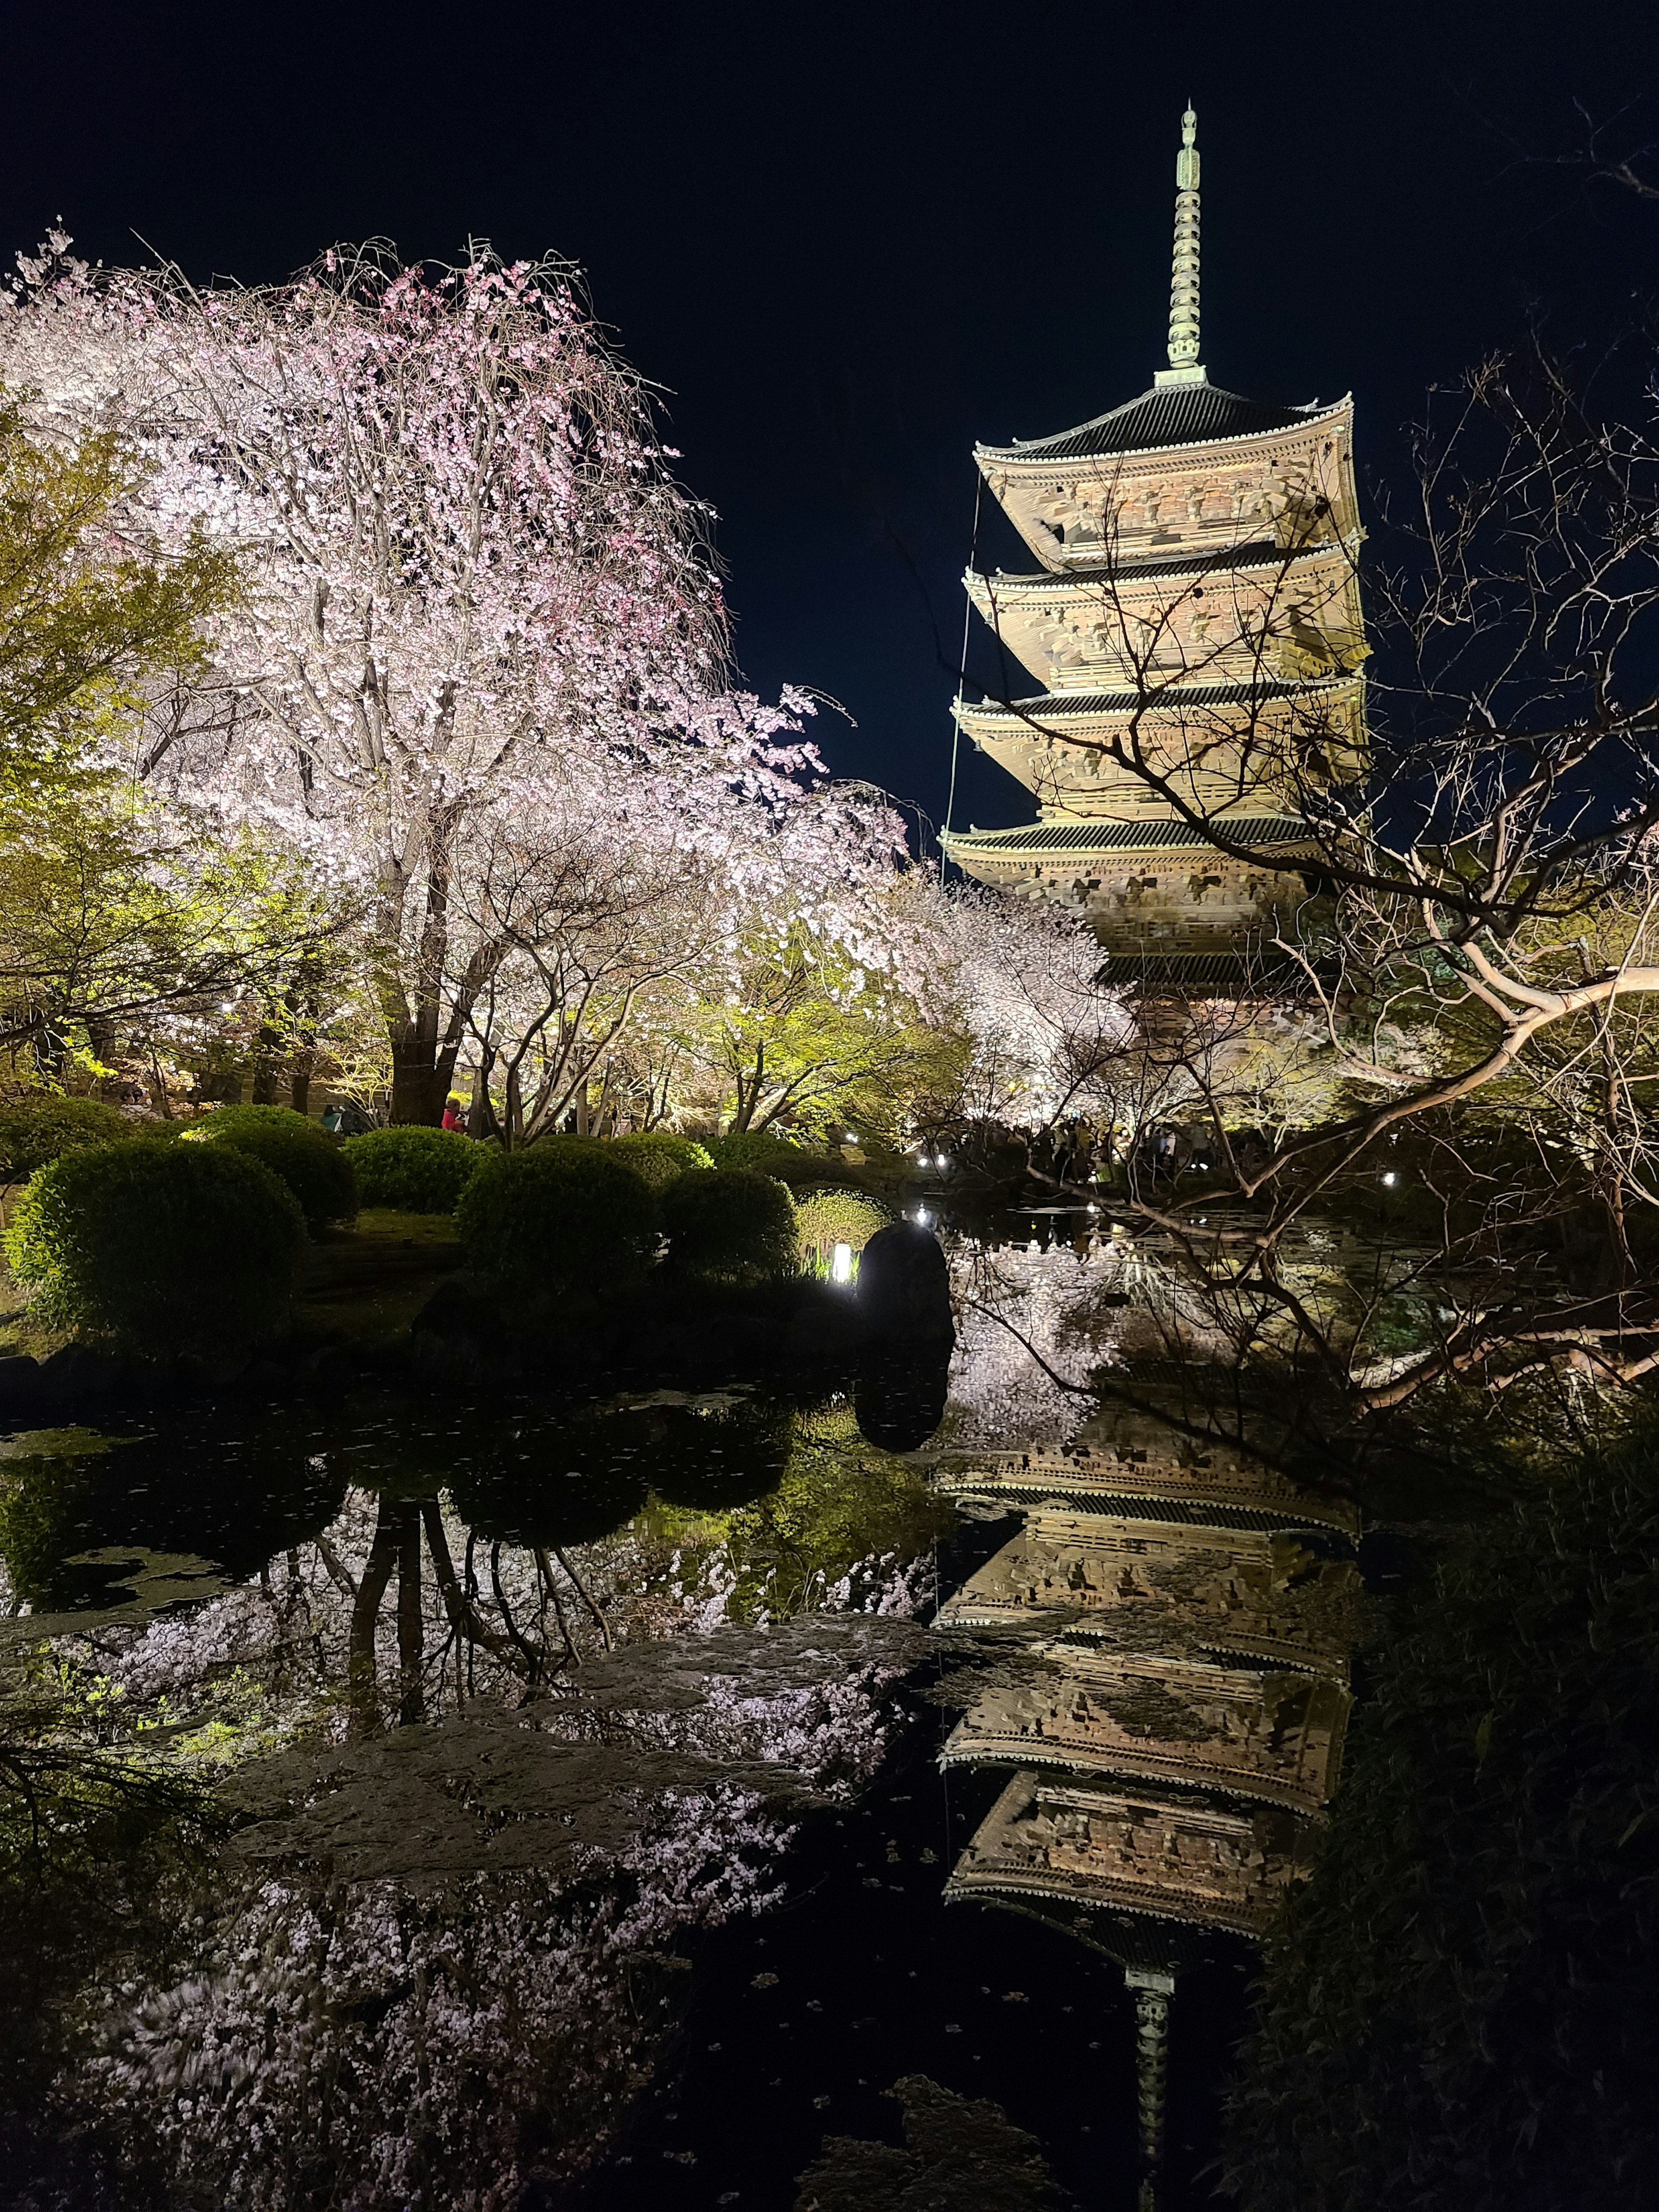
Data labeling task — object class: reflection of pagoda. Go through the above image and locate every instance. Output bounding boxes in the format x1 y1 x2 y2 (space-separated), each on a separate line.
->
942 109 1367 991
934 1411 1360 2207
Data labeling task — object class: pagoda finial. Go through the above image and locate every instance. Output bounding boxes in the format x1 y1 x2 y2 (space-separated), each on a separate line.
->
1157 105 1207 388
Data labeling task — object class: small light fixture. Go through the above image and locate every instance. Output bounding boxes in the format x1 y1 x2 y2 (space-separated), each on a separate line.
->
831 1242 853 1283
1382 1171 1397 1186
843 1131 857 1143
916 1208 930 1225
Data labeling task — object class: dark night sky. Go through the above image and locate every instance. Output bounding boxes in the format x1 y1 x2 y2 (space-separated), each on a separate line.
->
3 0 1657 849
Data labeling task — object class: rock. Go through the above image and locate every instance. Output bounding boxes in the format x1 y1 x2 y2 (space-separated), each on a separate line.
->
855 1222 955 1345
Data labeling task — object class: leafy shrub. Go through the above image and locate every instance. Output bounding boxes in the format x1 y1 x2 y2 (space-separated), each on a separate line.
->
794 1185 893 1277
455 1142 658 1300
660 1168 797 1285
5 1139 306 1352
707 1128 867 1191
0 1094 131 1181
608 1131 714 1192
342 1123 481 1213
190 1103 356 1232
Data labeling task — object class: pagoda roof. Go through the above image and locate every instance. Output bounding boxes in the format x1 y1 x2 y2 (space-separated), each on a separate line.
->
959 677 1353 725
941 817 1312 855
979 383 1347 466
971 536 1350 591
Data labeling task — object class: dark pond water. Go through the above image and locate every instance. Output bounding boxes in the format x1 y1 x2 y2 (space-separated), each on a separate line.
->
0 1234 1361 2212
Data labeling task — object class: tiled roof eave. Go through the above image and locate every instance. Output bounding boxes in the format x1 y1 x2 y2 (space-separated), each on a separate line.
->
975 391 1353 468
957 676 1359 725
941 817 1316 855
965 533 1363 596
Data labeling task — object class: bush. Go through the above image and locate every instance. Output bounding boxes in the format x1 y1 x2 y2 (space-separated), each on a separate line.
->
608 1131 714 1192
794 1185 893 1277
190 1103 356 1232
660 1168 797 1286
707 1128 868 1191
0 1095 132 1182
342 1124 482 1213
4 1139 306 1353
455 1142 658 1300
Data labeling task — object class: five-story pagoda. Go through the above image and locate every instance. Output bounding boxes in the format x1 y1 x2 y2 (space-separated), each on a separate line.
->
942 110 1367 990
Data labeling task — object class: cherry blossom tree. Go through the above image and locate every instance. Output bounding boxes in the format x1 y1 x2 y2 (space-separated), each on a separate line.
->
0 239 853 1122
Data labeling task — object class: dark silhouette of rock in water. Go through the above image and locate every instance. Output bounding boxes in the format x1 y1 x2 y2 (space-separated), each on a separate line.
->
793 2074 1071 2210
856 1222 954 1344
855 1351 950 1452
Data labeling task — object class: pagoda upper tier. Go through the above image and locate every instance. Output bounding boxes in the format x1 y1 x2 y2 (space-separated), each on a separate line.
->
976 386 1359 577
942 106 1368 985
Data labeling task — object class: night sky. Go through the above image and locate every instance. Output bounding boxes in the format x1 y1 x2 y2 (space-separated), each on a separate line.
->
4 0 1656 850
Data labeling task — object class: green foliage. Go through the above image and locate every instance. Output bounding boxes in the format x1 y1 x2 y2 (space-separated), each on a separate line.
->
455 1140 658 1300
0 1092 130 1180
660 1167 797 1285
1224 1427 1659 2212
706 1129 866 1191
4 1138 306 1353
696 922 965 1147
794 1185 893 1276
342 1123 481 1213
608 1131 714 1191
0 393 238 804
191 1103 356 1232
658 1398 948 1618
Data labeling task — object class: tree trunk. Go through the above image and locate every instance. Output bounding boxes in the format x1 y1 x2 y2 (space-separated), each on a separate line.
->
348 1498 401 1737
397 1506 425 1726
388 1026 461 1125
250 1017 283 1104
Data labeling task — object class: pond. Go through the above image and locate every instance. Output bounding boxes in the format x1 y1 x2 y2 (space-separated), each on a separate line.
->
0 1229 1378 2211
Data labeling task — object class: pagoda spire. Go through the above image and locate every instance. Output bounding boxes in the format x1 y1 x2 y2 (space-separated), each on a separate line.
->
1157 106 1206 388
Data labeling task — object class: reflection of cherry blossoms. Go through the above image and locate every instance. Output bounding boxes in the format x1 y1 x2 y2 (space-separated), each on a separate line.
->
70 1611 925 2211
940 1239 1133 1452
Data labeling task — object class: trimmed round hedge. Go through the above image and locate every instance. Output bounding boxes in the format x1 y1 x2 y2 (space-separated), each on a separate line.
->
4 1138 307 1353
342 1123 481 1213
608 1131 714 1192
190 1103 356 1233
660 1167 797 1286
794 1185 893 1277
0 1094 132 1182
455 1139 658 1300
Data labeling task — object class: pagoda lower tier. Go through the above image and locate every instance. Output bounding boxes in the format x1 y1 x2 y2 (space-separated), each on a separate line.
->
940 813 1319 984
946 1769 1320 1941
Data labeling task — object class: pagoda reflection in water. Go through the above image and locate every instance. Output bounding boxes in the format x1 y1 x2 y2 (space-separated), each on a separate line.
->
933 1401 1360 2205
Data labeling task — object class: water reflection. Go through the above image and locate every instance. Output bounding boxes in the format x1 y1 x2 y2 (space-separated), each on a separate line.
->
0 1224 1376 2211
931 1259 1363 2207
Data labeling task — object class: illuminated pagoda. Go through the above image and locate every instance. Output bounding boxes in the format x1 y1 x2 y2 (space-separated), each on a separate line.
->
941 108 1367 988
